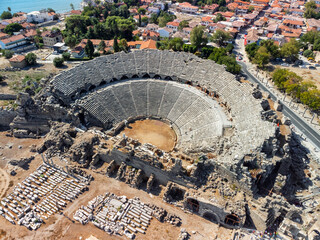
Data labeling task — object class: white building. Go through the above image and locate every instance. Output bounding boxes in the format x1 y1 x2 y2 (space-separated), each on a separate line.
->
27 10 55 23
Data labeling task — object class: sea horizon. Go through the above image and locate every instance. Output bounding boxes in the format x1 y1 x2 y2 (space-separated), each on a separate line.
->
0 0 83 15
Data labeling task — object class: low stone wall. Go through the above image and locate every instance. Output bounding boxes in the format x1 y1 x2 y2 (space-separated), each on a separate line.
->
0 94 17 100
0 109 18 128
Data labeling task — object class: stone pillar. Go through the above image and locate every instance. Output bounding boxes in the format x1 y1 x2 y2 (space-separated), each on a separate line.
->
311 113 315 123
41 153 46 164
303 108 307 117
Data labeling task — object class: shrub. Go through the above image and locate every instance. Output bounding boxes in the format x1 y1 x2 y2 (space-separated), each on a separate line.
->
62 52 71 61
303 49 314 58
4 50 14 59
53 57 64 67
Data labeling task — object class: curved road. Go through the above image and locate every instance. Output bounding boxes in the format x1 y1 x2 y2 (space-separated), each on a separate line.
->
239 62 320 149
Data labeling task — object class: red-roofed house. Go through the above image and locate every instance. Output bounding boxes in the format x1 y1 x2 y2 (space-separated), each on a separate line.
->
142 30 160 41
0 32 9 40
289 9 304 16
0 34 28 50
9 55 27 68
283 19 304 29
202 4 219 14
306 19 320 31
177 2 199 14
201 16 214 26
127 39 157 50
166 21 180 32
41 30 63 47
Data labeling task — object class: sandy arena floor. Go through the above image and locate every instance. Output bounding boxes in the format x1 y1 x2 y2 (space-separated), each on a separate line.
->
121 119 177 152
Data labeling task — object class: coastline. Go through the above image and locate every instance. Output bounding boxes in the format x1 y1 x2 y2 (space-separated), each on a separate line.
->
0 0 82 14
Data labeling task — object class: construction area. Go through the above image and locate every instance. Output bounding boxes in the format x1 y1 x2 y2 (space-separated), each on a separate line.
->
0 50 320 240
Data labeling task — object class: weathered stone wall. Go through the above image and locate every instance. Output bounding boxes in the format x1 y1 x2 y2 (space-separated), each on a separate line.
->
0 109 18 128
103 148 194 188
0 94 17 100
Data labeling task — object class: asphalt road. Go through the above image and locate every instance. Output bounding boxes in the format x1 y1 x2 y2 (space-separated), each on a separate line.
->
239 61 320 149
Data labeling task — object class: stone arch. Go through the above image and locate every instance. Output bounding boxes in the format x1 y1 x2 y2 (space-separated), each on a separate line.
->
224 214 240 226
132 74 139 79
99 80 107 86
79 89 87 95
186 198 199 213
121 75 129 80
203 212 219 223
142 73 151 78
165 76 172 80
111 78 118 82
88 85 96 91
154 74 161 79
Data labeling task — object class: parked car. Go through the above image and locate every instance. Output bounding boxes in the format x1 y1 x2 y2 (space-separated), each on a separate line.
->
281 63 290 67
309 66 316 69
299 65 307 69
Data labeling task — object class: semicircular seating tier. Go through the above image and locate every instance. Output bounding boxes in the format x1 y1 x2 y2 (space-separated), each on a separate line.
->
50 50 276 164
77 79 230 150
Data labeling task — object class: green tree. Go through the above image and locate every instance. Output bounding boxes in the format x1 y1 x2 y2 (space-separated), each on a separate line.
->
303 49 314 58
245 42 259 60
138 14 142 27
253 46 270 68
47 8 55 13
158 17 167 27
98 40 106 52
248 6 254 12
280 39 300 62
53 57 64 67
214 13 226 23
142 16 148 25
314 38 320 51
119 39 128 52
260 39 280 59
190 26 207 49
300 30 320 45
86 27 95 39
272 68 290 90
168 37 184 51
138 7 146 14
119 5 130 18
150 13 158 24
304 1 319 19
211 29 231 46
25 53 37 65
3 50 14 59
85 39 95 58
8 7 11 12
62 52 71 60
300 89 320 111
113 37 120 52
64 35 78 48
70 3 75 10
178 20 189 31
0 11 12 19
4 23 23 35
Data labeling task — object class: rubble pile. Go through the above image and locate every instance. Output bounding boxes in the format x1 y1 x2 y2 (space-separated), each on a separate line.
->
0 161 90 229
73 193 182 238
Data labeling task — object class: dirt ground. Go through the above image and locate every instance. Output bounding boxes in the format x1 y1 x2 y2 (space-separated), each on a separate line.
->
0 131 232 240
121 119 177 152
0 59 73 96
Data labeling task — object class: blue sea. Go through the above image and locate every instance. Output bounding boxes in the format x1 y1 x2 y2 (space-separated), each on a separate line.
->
0 0 83 14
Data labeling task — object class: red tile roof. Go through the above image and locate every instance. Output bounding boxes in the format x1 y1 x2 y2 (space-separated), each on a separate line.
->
9 55 25 62
1 34 26 44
